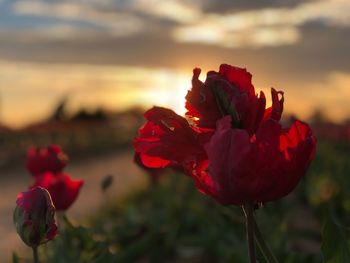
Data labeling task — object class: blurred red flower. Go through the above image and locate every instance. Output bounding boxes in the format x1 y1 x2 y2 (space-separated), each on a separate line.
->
133 64 316 205
31 172 84 211
14 186 58 247
26 145 84 210
26 145 68 176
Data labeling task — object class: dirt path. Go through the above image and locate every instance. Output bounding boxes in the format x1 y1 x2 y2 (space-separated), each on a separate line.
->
0 150 146 261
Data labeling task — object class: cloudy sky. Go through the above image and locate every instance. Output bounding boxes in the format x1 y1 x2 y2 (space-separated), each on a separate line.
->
0 0 349 127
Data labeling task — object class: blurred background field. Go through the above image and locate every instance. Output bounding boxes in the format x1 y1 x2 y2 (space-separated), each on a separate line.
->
0 0 350 262
1 112 349 262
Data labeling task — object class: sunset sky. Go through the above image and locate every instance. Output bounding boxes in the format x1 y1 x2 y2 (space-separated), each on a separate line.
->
0 0 349 128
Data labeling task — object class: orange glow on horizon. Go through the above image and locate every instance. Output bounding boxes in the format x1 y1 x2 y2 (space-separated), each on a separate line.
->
0 60 349 129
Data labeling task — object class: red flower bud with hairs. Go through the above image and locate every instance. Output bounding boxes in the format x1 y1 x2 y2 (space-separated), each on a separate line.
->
14 187 57 248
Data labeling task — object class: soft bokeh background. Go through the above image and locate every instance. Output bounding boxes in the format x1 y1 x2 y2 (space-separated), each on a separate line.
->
0 0 349 128
0 0 349 261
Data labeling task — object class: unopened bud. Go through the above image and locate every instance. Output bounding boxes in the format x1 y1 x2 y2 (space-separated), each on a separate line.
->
14 187 58 248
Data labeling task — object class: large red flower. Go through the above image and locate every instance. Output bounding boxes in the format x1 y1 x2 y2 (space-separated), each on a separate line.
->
188 65 316 205
26 145 68 176
133 64 316 205
31 172 84 211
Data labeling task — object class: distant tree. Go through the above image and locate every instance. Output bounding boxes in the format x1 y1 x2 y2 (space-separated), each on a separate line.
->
71 107 108 121
50 95 68 121
310 109 328 124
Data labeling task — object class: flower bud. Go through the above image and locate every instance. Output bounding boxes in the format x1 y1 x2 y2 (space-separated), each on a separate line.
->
14 187 58 248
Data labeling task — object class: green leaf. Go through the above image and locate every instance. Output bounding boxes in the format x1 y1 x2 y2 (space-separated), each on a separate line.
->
321 216 350 263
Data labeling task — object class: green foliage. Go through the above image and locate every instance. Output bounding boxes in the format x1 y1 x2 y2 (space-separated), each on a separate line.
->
43 215 110 263
91 176 249 263
15 140 350 263
321 214 350 263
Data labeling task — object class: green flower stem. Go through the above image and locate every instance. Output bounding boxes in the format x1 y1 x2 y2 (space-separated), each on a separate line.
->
32 246 39 263
243 203 257 263
254 219 279 263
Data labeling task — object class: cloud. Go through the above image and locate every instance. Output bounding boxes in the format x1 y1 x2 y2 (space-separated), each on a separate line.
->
0 0 349 84
172 0 350 48
12 1 143 37
173 22 300 48
130 0 202 23
8 0 350 48
201 0 312 13
0 26 108 42
9 0 205 41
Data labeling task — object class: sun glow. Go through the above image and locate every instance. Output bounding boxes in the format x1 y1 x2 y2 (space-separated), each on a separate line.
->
0 60 192 128
165 73 191 116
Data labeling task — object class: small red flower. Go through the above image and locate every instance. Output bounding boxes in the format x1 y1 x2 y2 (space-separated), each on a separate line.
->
26 145 68 176
14 187 58 248
31 172 84 211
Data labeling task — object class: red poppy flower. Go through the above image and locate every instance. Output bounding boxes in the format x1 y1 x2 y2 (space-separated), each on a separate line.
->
31 172 84 211
26 145 68 176
14 187 58 248
187 65 316 205
134 64 316 205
